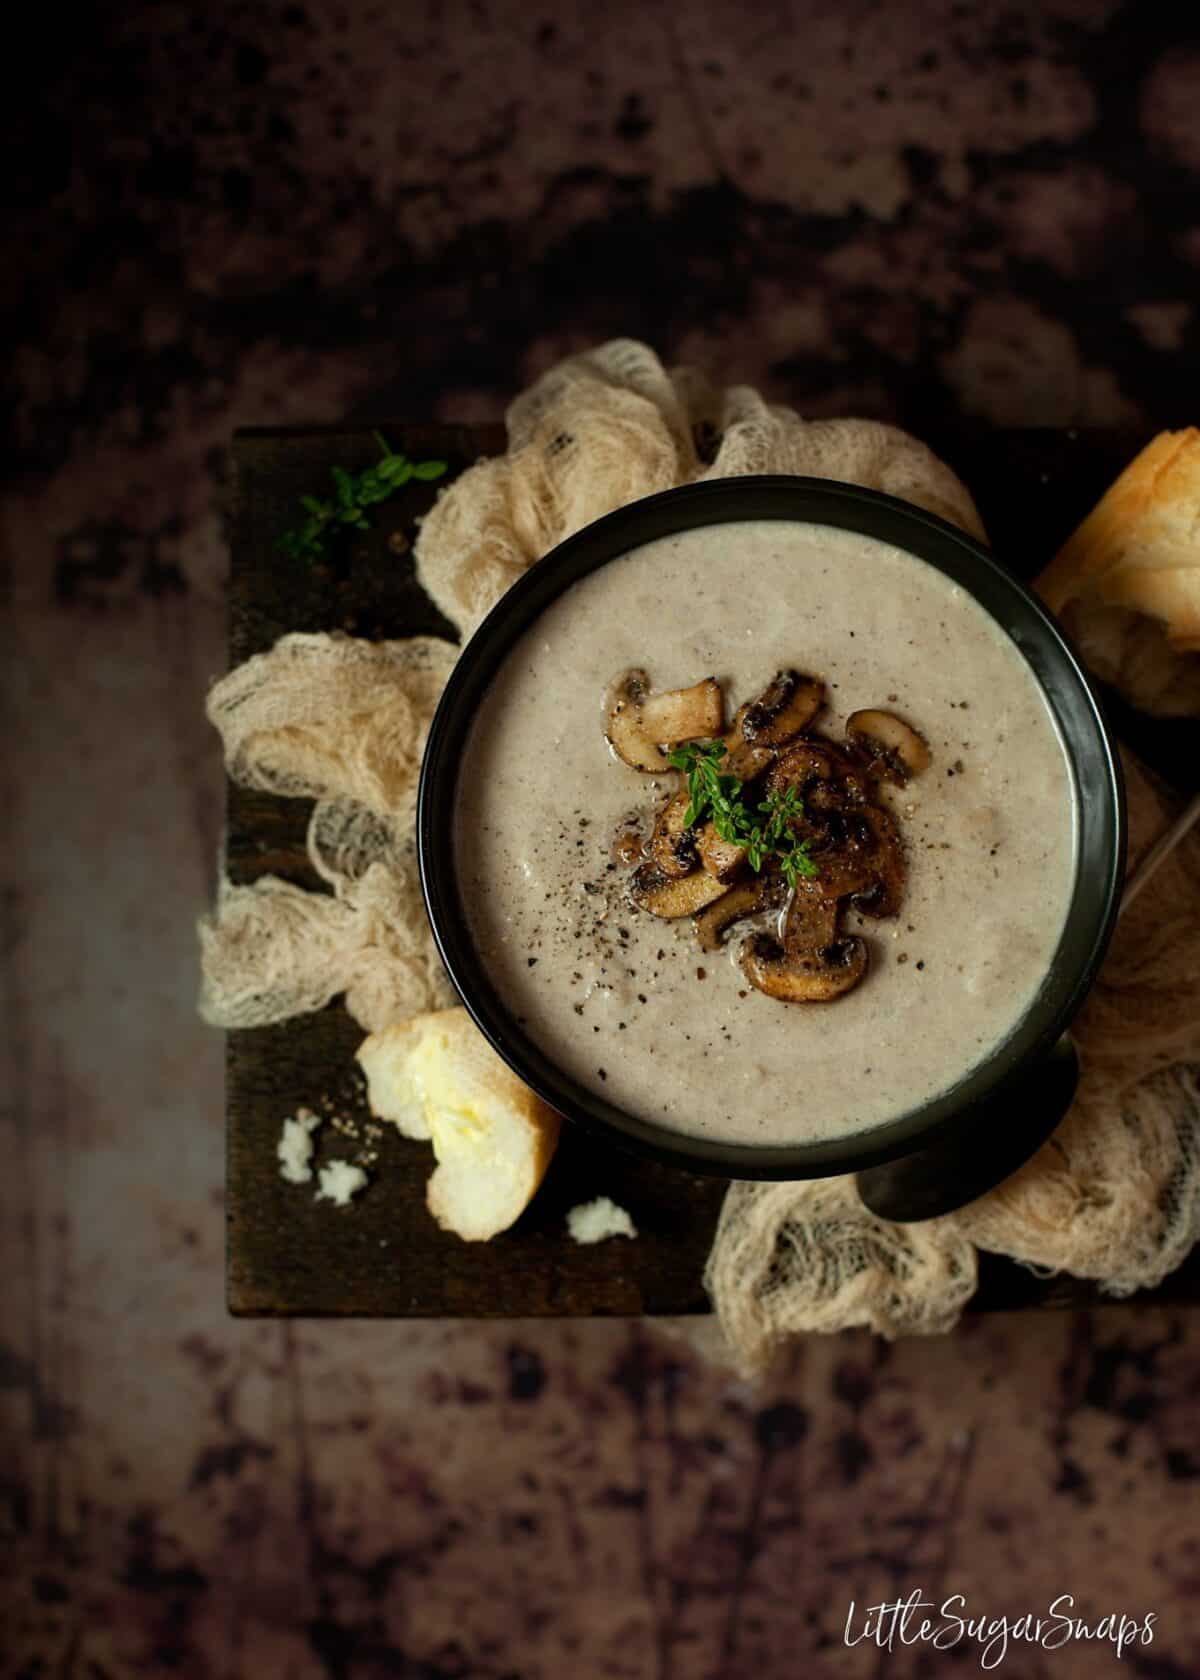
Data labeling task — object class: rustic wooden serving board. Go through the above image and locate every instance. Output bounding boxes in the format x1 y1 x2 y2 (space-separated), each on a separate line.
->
226 423 1200 1316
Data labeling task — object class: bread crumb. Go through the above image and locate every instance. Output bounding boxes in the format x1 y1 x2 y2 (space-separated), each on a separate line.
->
567 1197 637 1245
277 1108 321 1184
315 1159 370 1206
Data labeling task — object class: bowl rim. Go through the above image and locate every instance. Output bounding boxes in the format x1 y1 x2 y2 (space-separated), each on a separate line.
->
418 475 1126 1180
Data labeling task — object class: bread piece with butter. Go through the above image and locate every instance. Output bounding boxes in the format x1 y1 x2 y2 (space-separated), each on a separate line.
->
1036 429 1200 714
357 1008 560 1240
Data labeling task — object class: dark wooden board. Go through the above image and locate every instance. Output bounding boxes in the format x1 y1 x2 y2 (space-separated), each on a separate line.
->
226 423 1198 1316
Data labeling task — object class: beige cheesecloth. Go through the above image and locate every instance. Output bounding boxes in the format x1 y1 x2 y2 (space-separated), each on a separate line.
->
199 339 1200 1371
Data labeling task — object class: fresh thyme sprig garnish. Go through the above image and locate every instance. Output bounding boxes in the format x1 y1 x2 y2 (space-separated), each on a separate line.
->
277 432 448 562
666 739 819 887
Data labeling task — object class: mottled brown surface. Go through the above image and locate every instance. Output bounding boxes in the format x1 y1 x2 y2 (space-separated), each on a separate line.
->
7 0 1200 1674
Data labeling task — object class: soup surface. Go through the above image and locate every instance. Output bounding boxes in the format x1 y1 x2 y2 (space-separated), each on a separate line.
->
455 519 1077 1146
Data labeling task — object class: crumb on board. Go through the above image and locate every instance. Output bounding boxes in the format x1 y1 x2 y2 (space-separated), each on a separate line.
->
278 1095 381 1190
567 1197 637 1245
315 1159 370 1206
277 1107 321 1184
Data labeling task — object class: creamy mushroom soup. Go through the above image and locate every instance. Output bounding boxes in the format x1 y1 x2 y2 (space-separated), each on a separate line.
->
454 519 1078 1146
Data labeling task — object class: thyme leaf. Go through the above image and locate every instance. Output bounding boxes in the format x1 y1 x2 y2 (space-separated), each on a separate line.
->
277 432 448 562
665 740 819 883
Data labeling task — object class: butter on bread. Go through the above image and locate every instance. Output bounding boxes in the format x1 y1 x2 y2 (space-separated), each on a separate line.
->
1035 428 1200 713
356 1008 560 1241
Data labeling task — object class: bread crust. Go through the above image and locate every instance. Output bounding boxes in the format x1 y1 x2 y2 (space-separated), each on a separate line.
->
1037 428 1200 616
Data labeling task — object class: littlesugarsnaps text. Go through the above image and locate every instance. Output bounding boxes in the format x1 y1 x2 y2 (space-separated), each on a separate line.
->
843 1591 1156 1669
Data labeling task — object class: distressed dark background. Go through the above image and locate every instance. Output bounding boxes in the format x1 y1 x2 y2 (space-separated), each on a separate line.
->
5 1 1200 1675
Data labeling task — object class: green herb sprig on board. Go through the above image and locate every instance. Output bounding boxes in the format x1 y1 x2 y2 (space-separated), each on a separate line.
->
277 432 448 562
666 739 819 888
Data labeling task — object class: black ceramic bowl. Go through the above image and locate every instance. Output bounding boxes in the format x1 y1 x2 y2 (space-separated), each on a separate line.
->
418 477 1125 1181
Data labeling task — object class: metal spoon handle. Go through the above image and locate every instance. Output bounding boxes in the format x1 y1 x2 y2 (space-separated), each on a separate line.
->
1119 790 1200 918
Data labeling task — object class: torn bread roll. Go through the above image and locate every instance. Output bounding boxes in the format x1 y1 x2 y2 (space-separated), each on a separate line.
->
1036 429 1200 714
357 1008 560 1241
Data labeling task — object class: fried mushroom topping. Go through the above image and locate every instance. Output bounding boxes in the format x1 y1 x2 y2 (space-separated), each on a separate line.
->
740 885 869 1003
629 861 731 919
740 670 825 746
604 670 724 773
606 663 931 1003
845 708 931 785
